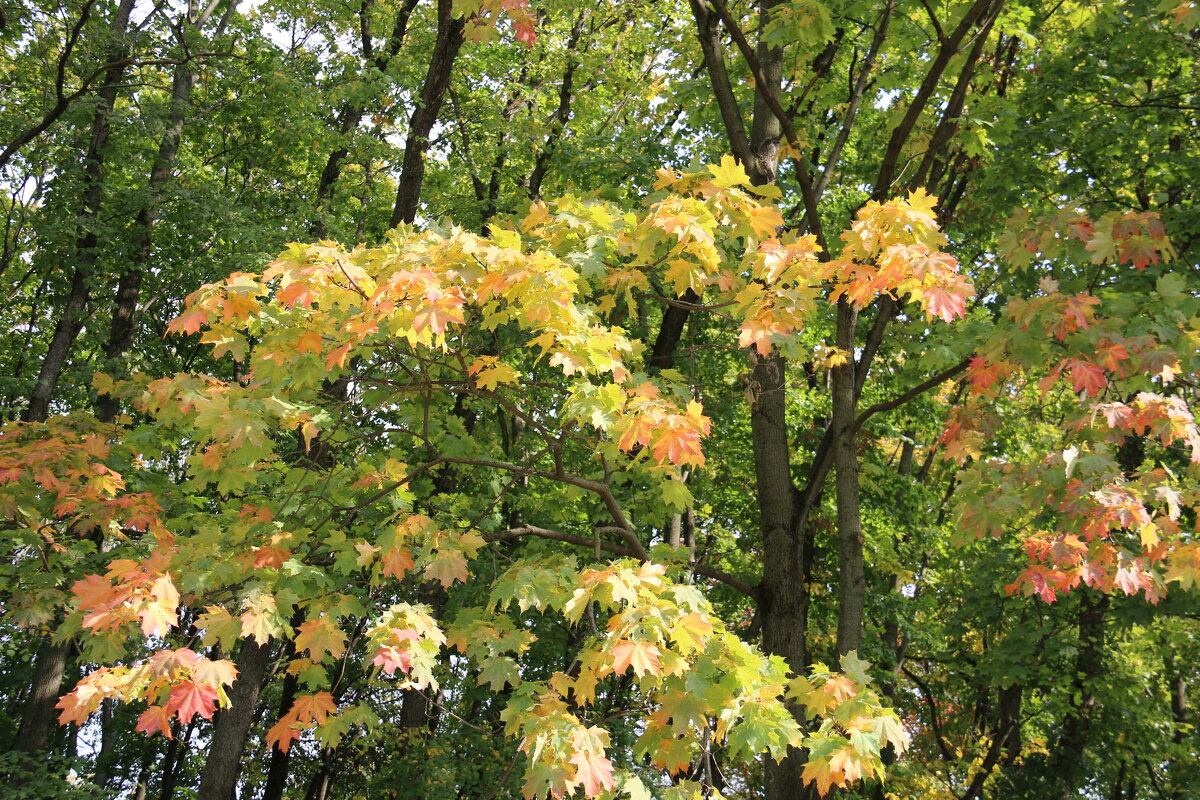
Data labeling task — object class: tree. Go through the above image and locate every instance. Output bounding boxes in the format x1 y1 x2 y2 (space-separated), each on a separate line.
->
0 1 1197 799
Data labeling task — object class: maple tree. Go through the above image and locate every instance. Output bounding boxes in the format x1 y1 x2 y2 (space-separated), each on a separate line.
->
1 0 1198 799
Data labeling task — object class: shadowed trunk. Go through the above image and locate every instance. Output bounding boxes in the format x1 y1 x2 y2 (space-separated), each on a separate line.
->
389 0 465 227
197 639 273 800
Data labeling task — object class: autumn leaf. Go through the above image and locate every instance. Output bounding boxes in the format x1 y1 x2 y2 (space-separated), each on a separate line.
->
425 550 469 588
136 706 173 738
568 748 615 797
372 645 413 675
166 681 220 724
708 154 750 188
193 658 239 688
266 717 304 753
295 618 348 661
290 692 336 723
610 641 661 677
166 308 208 336
380 546 415 579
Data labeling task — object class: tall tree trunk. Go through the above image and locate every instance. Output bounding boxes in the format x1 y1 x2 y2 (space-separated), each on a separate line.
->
24 0 136 423
389 0 465 227
13 6 133 715
832 299 864 655
1165 656 1189 800
196 639 273 800
1048 591 1107 797
97 0 237 421
13 635 70 754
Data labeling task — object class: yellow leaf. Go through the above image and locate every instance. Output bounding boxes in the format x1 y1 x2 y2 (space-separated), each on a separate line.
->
708 155 751 188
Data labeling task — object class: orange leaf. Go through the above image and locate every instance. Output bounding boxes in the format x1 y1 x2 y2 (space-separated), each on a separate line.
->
136 706 173 738
569 748 615 797
610 641 661 677
166 681 219 724
294 618 348 661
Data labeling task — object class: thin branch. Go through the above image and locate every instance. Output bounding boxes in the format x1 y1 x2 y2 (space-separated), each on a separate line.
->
487 526 758 599
902 665 956 763
855 358 971 429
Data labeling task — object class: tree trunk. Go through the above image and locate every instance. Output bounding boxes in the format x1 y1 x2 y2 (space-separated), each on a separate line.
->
24 0 136 424
1048 591 1107 797
196 639 273 800
832 300 865 656
260 670 300 800
13 635 69 754
389 0 465 227
96 0 236 422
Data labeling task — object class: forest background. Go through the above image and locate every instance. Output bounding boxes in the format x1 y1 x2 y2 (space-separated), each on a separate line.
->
0 0 1197 799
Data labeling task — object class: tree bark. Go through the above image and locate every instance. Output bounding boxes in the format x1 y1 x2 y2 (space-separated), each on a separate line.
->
832 300 864 656
24 0 136 424
1048 591 1107 797
196 639 273 800
98 0 237 420
13 635 69 754
389 0 465 227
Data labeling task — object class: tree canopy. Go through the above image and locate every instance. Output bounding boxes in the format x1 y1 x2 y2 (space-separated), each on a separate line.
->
0 1 1197 799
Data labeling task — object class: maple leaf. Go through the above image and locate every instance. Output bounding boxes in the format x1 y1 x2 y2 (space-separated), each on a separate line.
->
412 299 465 335
193 658 239 687
669 612 713 653
166 308 208 336
325 342 354 371
425 550 469 588
139 598 179 638
252 545 291 569
295 618 348 661
166 681 220 724
610 641 661 677
148 648 200 676
136 706 173 738
196 606 243 648
290 692 337 723
568 748 615 797
1114 564 1142 595
276 279 316 308
651 422 704 467
922 286 968 323
906 187 939 219
372 645 414 675
708 155 751 188
266 717 304 753
1063 359 1107 398
747 204 784 239
380 546 415 579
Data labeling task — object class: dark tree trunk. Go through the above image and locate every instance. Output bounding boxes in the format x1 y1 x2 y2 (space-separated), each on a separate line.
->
197 639 273 800
24 0 136 424
389 0 465 227
832 300 864 656
13 635 69 754
97 0 230 420
1048 591 1108 797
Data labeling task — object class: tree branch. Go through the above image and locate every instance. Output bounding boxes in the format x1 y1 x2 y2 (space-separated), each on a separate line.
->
487 525 759 599
855 358 971 429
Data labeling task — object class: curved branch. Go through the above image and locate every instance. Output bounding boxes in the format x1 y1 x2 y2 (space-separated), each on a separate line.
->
855 358 970 429
435 455 646 560
487 525 759 599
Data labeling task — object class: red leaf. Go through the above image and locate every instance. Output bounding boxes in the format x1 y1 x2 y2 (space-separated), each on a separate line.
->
166 308 208 336
372 645 413 675
136 706 173 738
166 681 219 724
